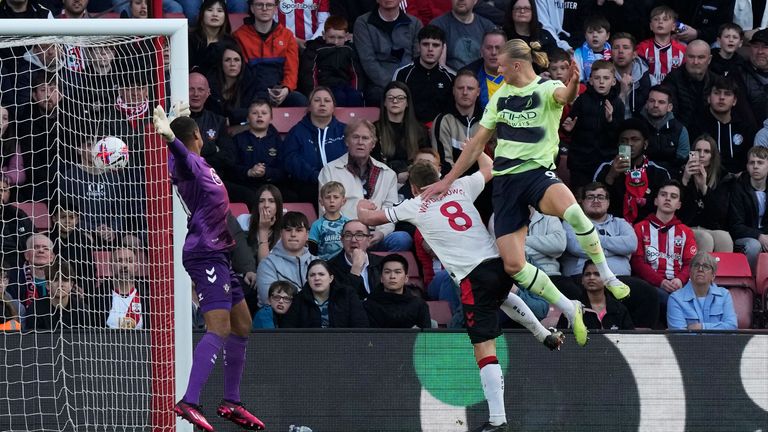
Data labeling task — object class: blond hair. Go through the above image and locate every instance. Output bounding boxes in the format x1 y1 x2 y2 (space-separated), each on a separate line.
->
502 39 549 69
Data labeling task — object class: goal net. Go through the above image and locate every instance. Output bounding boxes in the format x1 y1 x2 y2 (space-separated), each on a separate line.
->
0 20 190 432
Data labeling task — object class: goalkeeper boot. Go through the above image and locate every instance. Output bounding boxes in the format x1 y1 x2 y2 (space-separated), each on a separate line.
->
471 422 508 432
605 277 631 300
570 300 589 347
174 401 214 432
217 400 266 430
543 328 565 351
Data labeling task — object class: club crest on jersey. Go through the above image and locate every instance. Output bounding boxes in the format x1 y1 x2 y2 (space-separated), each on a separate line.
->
132 303 141 313
674 236 683 247
733 134 744 146
268 147 278 157
671 58 682 67
210 168 224 186
206 129 217 140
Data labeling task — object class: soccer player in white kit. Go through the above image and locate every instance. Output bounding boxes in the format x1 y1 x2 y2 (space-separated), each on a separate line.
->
357 152 569 432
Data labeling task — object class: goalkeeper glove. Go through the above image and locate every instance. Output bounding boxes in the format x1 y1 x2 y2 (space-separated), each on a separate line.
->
168 101 191 120
152 105 175 142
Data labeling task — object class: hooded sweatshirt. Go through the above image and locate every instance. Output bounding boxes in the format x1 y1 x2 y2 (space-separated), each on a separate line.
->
615 57 651 119
754 119 768 148
689 108 757 175
255 240 315 306
630 214 696 287
282 114 347 183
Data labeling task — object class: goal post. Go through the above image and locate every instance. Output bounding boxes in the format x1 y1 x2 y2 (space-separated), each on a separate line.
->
0 19 192 432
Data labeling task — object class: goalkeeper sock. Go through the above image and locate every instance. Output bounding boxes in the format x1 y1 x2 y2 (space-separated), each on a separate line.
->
478 356 506 426
512 263 576 322
223 335 248 403
562 203 617 281
500 292 550 342
183 332 224 405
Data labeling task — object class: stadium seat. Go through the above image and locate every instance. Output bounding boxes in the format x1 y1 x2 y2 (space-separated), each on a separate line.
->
272 107 307 135
229 13 247 32
14 201 49 232
93 251 113 279
229 202 249 218
334 107 381 124
283 202 317 224
755 253 768 312
426 300 452 328
163 12 185 18
727 287 753 329
710 252 755 291
371 250 423 288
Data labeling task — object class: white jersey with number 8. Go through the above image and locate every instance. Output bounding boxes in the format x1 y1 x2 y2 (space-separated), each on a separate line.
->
384 172 499 282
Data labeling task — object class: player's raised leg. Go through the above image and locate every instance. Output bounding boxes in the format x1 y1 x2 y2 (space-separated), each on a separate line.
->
500 292 564 350
538 183 631 300
496 228 587 346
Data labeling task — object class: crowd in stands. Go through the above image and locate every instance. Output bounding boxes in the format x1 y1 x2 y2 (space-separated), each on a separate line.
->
1 0 768 332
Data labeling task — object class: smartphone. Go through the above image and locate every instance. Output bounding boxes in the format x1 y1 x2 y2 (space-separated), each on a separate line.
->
618 144 631 161
689 151 699 163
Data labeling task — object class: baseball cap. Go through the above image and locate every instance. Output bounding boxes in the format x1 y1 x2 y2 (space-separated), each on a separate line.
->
751 28 768 45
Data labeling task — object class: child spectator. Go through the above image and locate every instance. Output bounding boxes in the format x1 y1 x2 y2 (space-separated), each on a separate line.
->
231 100 286 188
573 15 612 82
252 281 296 329
710 23 746 78
299 16 364 106
610 32 651 119
636 5 686 85
563 59 625 190
24 259 87 331
309 181 351 260
547 48 584 152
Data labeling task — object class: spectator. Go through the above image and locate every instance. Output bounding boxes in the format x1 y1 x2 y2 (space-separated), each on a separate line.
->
733 2 768 37
460 28 507 110
49 202 96 294
738 28 768 129
231 100 286 191
373 81 430 183
0 269 21 331
92 248 149 329
757 119 768 147
665 0 737 44
0 106 24 187
363 253 431 328
560 0 601 48
251 280 296 328
227 213 259 313
573 15 613 82
318 120 413 252
636 5 686 85
77 46 119 117
282 86 346 202
282 258 369 328
327 219 384 300
58 0 88 18
560 182 660 328
557 260 635 330
667 251 737 330
680 134 735 253
354 0 423 105
710 23 746 78
0 177 31 268
728 146 768 273
24 259 87 331
239 184 284 263
0 0 52 18
120 0 148 17
662 40 714 127
502 0 556 55
298 16 364 106
310 181 351 260
431 0 495 71
205 43 258 125
60 136 146 249
188 0 236 76
255 211 315 306
393 25 455 124
689 75 757 175
8 233 56 312
563 59 625 190
594 118 671 224
275 0 330 47
611 32 651 119
233 0 307 107
637 85 690 173
631 179 697 306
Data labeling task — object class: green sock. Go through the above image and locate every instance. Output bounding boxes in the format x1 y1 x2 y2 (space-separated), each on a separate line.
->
512 264 574 320
562 204 617 281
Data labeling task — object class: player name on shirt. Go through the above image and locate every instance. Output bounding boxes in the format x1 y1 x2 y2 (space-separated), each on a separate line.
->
418 186 464 213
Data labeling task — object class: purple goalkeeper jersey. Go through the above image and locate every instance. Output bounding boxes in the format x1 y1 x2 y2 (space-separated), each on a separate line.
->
168 138 234 253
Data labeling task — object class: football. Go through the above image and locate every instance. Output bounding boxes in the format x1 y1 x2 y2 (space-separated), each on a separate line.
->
92 136 129 170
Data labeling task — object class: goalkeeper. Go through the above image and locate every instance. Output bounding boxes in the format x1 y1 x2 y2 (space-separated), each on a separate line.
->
152 104 265 431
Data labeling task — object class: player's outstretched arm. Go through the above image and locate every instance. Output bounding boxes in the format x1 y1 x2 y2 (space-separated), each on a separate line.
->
357 199 389 227
477 146 494 183
421 125 494 199
152 105 175 143
553 61 580 105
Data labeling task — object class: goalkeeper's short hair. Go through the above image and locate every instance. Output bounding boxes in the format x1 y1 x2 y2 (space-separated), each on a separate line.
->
170 116 199 146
